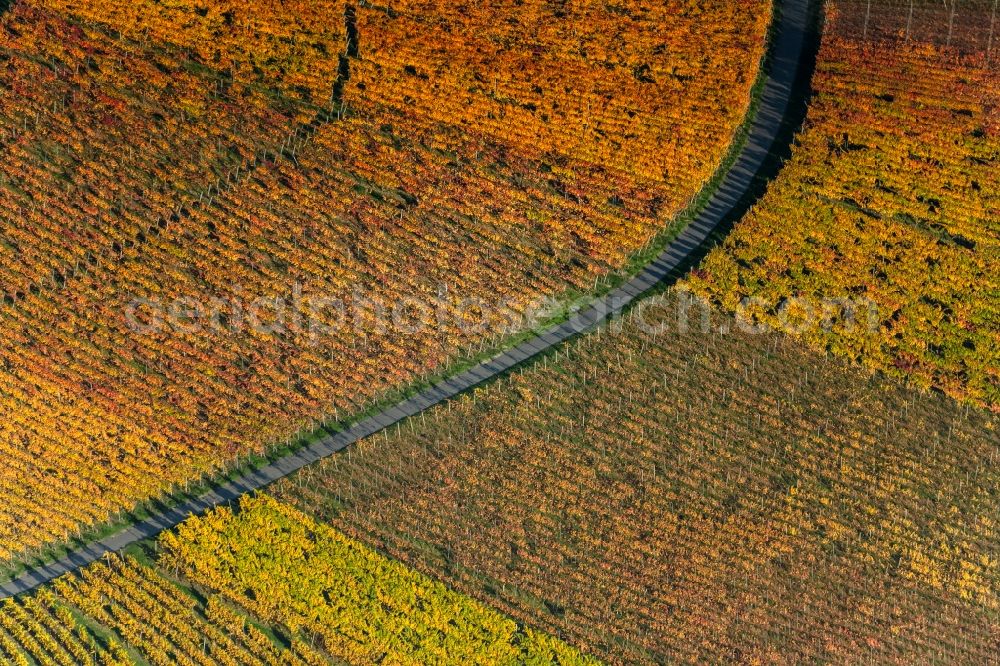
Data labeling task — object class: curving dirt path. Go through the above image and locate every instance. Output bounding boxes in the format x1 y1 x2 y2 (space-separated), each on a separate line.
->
0 0 819 599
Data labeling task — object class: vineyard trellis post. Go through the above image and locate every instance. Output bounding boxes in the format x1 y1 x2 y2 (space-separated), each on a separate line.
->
989 0 997 65
905 0 914 41
946 0 957 49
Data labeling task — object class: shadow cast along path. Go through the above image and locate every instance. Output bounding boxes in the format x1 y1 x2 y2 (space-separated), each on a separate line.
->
0 0 819 598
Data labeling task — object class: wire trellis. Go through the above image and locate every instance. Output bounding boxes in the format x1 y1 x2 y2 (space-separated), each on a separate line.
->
843 0 997 64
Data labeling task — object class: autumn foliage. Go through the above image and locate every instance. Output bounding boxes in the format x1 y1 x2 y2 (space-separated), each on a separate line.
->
276 293 999 664
347 0 771 187
686 0 1000 407
0 551 336 665
0 499 591 664
51 554 332 666
161 494 597 665
0 589 131 666
0 2 310 299
0 0 770 562
34 0 348 106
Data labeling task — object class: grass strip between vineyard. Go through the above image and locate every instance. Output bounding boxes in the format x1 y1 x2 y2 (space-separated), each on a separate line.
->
0 0 818 595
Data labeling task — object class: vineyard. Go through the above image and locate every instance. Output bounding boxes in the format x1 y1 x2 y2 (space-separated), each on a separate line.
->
344 0 772 187
274 291 999 664
0 0 996 662
34 0 348 106
53 555 335 666
162 495 596 665
0 0 772 565
687 0 1000 407
0 589 131 666
0 1 314 299
0 499 592 665
832 0 998 54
